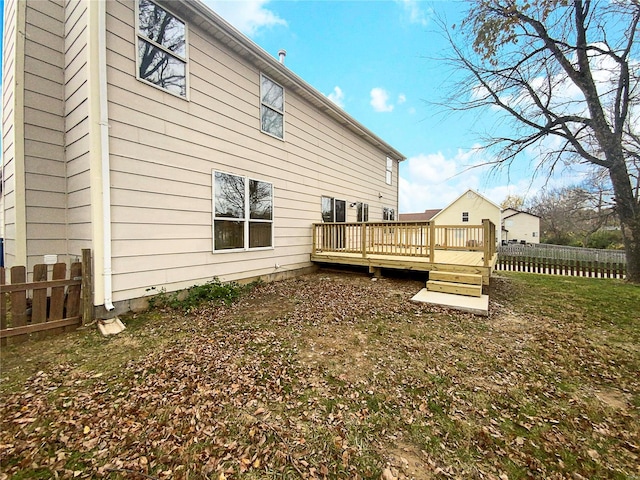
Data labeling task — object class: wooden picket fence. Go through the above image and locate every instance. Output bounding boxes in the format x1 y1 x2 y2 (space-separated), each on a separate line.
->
496 254 626 279
0 249 93 345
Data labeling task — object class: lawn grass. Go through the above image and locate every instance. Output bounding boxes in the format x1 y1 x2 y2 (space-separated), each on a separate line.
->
1 271 638 479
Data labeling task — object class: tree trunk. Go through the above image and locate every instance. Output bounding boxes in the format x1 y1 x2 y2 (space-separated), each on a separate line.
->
609 158 640 283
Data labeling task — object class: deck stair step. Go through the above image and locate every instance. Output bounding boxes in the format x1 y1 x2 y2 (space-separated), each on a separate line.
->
429 271 483 285
426 280 482 297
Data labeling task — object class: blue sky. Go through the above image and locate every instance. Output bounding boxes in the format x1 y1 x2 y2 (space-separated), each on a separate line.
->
208 0 589 212
0 0 585 212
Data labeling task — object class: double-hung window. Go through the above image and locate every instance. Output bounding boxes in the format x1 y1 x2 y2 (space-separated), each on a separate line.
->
383 207 395 221
213 171 273 251
462 212 469 223
137 0 187 97
260 74 284 139
385 157 393 185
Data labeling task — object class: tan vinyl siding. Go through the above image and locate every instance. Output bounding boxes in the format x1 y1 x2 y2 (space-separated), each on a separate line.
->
64 0 92 254
22 0 66 272
104 0 399 302
2 0 18 265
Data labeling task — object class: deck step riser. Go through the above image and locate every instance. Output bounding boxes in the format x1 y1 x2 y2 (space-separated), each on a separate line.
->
429 271 483 285
426 280 482 297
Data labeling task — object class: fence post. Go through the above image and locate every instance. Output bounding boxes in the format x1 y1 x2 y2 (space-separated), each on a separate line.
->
0 268 6 331
10 266 27 327
82 249 93 325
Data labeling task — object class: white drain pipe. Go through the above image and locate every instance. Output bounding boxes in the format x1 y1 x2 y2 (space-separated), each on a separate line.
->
98 0 114 312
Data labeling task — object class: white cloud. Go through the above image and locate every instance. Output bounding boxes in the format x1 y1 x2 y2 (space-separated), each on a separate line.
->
396 0 431 26
204 0 286 36
398 93 406 104
370 88 394 112
399 150 485 212
327 86 345 108
398 146 597 213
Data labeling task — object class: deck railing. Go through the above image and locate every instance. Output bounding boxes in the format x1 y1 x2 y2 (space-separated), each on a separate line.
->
312 220 497 266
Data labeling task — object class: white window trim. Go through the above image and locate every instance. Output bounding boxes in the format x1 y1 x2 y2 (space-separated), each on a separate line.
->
212 171 274 253
260 73 285 141
135 0 189 100
383 206 396 221
357 202 369 222
321 196 349 222
385 157 393 185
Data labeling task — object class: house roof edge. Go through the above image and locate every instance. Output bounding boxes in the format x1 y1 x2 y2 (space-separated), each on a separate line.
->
169 0 406 162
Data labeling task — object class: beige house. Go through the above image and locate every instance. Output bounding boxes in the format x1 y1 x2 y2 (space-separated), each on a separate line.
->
501 209 540 244
1 0 404 315
430 190 501 228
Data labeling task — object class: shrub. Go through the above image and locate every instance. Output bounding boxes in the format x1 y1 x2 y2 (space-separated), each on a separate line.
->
146 278 252 312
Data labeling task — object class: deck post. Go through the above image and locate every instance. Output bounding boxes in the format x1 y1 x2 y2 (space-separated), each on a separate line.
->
482 219 490 267
429 222 435 262
312 224 317 253
361 222 367 258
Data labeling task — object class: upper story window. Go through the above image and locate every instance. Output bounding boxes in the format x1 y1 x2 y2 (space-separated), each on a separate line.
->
213 171 273 251
385 157 393 185
137 0 187 97
462 212 469 222
261 74 284 139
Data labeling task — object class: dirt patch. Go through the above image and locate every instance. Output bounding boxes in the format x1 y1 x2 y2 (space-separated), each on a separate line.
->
301 328 374 383
383 442 436 480
594 389 630 411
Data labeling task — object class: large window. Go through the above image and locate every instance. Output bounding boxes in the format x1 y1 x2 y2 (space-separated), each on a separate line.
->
385 157 393 185
137 0 187 97
213 171 273 251
261 74 284 139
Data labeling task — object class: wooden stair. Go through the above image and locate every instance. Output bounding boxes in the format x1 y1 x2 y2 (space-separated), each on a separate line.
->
426 271 483 297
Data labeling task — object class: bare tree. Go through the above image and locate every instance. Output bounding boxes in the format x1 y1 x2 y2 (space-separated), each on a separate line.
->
500 194 526 210
444 0 640 281
528 181 617 245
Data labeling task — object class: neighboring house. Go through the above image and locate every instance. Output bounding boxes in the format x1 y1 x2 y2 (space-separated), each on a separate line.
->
398 209 441 222
501 209 541 244
1 0 404 315
431 190 501 228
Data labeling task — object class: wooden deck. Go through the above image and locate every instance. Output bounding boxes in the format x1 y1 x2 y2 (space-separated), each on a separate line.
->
311 221 498 284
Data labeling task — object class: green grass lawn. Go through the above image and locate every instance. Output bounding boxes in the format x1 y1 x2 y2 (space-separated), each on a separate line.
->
1 271 638 479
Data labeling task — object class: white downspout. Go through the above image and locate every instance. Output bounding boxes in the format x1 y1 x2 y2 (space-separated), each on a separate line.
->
98 1 114 312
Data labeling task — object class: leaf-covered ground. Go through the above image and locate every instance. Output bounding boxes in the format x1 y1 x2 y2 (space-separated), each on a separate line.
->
1 271 638 479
